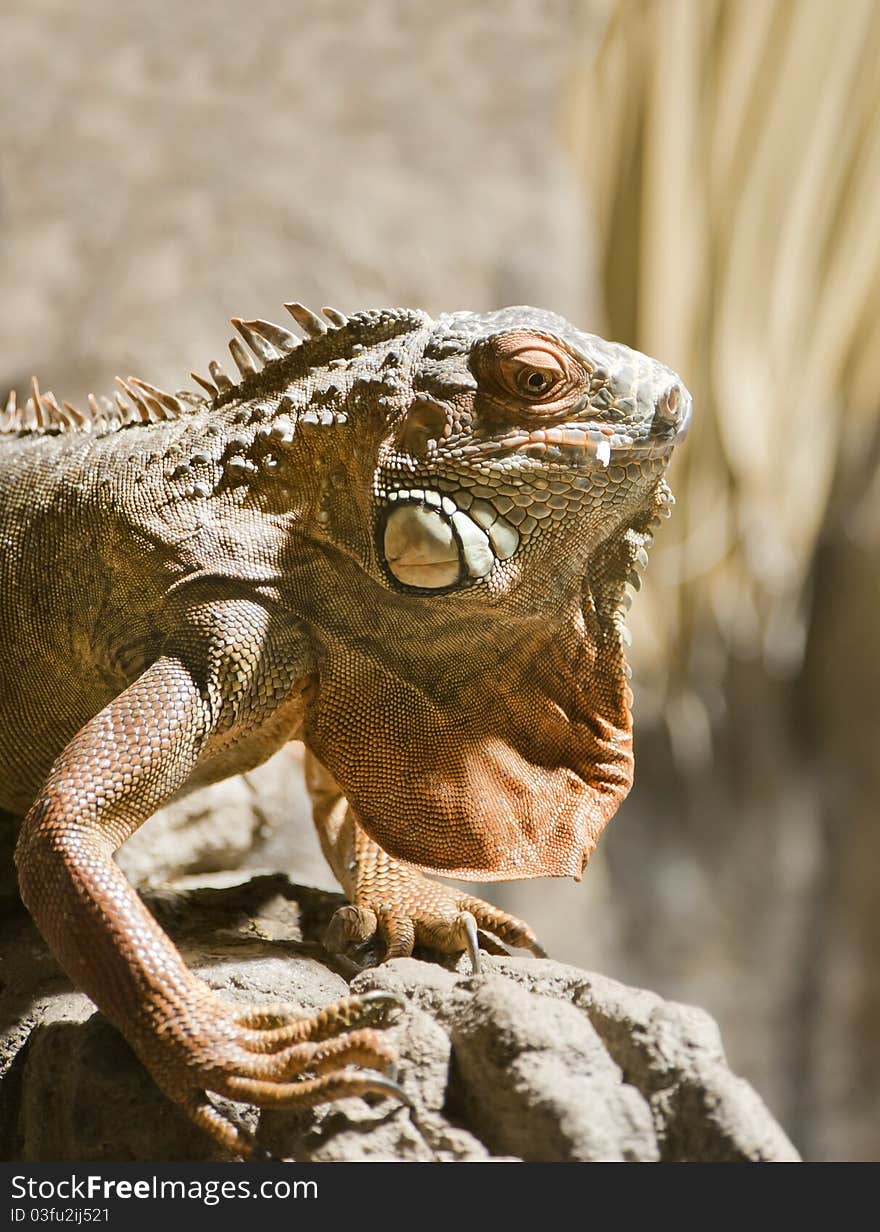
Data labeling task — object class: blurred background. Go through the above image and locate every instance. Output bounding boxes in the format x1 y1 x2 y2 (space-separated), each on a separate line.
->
2 0 878 1160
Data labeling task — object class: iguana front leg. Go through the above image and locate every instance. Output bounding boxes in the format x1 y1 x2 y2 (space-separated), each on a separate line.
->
306 753 544 972
15 644 403 1156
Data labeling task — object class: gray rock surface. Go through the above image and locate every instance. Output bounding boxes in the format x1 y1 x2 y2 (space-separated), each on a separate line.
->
0 874 798 1162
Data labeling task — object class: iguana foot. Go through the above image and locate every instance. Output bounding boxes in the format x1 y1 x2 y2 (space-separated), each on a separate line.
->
142 985 405 1156
325 862 546 973
305 756 546 973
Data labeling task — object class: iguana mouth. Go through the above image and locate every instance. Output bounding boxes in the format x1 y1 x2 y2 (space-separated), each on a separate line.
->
469 385 693 467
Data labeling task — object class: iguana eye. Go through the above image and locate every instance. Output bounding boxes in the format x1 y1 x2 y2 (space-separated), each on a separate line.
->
469 330 588 423
499 346 567 400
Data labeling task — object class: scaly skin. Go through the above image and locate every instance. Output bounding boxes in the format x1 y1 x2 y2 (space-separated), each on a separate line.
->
307 752 545 971
0 302 690 1152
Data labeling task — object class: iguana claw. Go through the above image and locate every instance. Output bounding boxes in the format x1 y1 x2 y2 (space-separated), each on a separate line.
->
462 911 481 974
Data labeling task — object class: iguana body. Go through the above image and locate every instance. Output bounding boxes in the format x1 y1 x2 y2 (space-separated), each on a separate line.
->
0 302 690 1153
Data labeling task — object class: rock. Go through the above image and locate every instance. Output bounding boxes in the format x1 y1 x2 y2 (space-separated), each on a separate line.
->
445 977 658 1161
0 874 798 1162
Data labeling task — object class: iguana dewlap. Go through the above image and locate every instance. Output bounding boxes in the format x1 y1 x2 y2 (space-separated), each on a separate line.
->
0 303 690 1153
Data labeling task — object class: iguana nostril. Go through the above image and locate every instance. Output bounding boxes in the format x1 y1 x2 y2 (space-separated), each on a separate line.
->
654 383 687 431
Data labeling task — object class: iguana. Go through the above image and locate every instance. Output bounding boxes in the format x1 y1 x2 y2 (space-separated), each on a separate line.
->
0 302 691 1154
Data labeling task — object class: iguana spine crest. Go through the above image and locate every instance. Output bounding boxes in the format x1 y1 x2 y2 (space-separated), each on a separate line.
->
0 301 387 436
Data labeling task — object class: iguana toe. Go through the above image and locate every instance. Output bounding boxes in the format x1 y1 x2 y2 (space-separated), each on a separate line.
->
146 985 405 1155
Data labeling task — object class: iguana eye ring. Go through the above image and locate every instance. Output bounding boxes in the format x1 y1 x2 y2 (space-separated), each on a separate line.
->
498 346 568 400
469 331 591 423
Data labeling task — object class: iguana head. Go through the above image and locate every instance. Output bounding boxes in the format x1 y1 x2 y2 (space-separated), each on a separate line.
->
373 306 690 603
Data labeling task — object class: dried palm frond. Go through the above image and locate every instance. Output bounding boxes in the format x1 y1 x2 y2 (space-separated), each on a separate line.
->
569 0 880 742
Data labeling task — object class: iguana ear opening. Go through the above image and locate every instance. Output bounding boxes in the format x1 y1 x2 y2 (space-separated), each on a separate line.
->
304 615 634 881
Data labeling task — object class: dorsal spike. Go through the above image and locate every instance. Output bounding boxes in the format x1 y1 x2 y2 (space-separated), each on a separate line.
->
115 377 152 423
30 377 47 429
113 391 133 426
20 399 34 430
1 390 15 431
41 391 70 429
191 371 218 398
130 386 167 421
129 377 184 416
55 402 78 430
228 336 258 378
231 318 277 364
242 318 299 354
115 393 142 427
208 360 234 392
284 302 327 337
87 393 105 427
61 399 90 428
321 306 349 327
126 376 170 421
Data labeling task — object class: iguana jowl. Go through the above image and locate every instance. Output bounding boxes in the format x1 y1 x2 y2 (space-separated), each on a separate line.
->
0 302 691 1152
